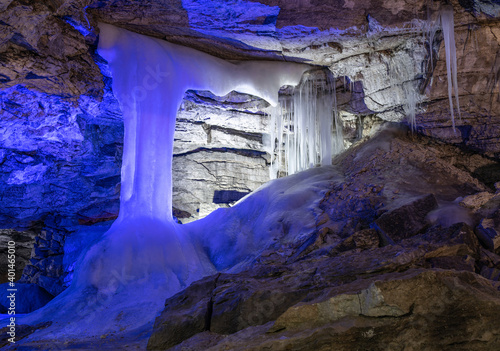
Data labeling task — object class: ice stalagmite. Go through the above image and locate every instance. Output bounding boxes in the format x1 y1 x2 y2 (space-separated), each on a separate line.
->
441 5 461 130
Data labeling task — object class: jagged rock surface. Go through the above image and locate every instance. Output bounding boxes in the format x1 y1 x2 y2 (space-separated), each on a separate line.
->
148 129 500 351
0 0 500 327
0 228 36 283
2 128 500 350
19 223 69 296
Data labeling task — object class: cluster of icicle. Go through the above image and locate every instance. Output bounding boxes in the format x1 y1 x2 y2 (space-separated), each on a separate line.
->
268 69 344 178
267 4 461 179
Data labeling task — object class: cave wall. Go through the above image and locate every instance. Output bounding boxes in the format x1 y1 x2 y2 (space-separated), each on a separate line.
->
0 0 499 281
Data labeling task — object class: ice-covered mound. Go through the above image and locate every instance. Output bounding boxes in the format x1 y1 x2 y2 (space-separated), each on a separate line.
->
5 219 215 346
2 163 341 349
185 165 343 271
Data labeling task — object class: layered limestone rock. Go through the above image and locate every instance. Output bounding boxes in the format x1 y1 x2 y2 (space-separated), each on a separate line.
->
172 91 272 221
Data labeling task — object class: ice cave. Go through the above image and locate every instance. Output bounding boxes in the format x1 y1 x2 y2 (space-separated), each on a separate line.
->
1 0 500 350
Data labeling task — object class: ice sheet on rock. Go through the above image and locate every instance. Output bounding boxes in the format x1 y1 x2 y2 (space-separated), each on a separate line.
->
185 165 344 272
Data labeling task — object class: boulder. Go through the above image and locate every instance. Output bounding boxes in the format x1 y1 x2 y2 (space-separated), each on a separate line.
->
476 218 500 254
260 270 500 351
148 218 489 350
165 270 500 351
147 274 218 350
374 194 439 244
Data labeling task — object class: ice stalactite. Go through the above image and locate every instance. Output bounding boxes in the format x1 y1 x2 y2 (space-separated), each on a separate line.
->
440 5 461 130
388 55 421 132
269 69 343 178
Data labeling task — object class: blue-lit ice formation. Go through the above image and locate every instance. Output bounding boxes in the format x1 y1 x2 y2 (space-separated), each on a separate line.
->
97 23 308 223
80 23 309 291
7 24 315 343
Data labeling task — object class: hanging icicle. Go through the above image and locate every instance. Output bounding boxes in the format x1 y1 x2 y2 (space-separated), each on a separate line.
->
269 69 343 178
440 5 461 130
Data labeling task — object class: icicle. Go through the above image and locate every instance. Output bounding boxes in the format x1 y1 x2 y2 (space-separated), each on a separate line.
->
404 82 418 131
424 0 440 74
440 5 461 130
269 69 343 178
388 56 419 132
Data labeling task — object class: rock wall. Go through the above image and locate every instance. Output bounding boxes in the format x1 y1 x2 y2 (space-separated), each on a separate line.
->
172 90 272 221
1 0 499 228
0 228 35 284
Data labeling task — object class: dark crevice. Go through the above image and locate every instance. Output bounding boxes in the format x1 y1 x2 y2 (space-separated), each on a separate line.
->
211 125 263 143
174 147 267 159
204 273 221 331
365 302 415 319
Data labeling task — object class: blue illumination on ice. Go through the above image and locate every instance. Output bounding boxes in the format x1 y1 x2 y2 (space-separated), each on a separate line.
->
97 23 307 224
10 24 312 344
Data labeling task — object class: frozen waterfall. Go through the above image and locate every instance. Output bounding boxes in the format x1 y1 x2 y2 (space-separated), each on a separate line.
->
76 23 311 292
14 24 314 340
97 23 309 223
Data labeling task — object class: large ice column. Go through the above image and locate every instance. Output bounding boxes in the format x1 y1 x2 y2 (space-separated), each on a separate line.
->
97 23 308 222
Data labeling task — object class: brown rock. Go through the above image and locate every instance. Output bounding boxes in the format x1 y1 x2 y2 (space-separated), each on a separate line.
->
480 266 500 281
426 255 475 272
0 1 103 97
423 222 480 259
209 272 309 335
334 228 380 252
147 274 218 350
148 218 490 350
460 192 496 211
374 194 439 244
171 270 500 351
476 218 500 253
